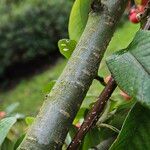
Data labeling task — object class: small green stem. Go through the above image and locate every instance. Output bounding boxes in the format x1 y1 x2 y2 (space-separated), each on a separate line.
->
98 123 120 133
95 75 106 86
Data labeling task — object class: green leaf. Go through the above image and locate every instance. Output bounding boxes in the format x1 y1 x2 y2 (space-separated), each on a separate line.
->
1 138 14 150
14 134 25 150
0 117 17 145
5 102 19 115
58 39 76 59
73 108 87 124
107 30 150 107
110 103 150 150
13 113 25 120
90 137 115 150
25 117 35 126
81 128 101 150
69 0 91 42
69 125 78 140
43 80 56 94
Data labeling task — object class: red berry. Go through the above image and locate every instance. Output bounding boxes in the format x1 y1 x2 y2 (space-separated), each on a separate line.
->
120 91 131 101
129 12 139 23
0 111 6 119
129 8 136 15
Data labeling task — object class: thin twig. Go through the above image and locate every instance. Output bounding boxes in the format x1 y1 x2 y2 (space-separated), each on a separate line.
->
143 4 150 30
143 17 150 30
141 0 150 20
67 77 117 150
141 0 150 29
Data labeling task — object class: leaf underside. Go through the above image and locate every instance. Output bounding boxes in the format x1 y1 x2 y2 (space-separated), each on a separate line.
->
107 30 150 108
0 117 17 145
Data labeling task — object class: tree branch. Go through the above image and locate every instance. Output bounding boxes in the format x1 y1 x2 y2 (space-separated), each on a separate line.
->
18 0 128 149
68 5 150 150
67 77 117 149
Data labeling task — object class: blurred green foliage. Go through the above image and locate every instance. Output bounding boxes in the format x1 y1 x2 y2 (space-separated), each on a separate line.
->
0 21 140 115
0 0 73 75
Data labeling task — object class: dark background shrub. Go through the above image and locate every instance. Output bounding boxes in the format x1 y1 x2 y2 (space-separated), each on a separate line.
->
0 0 73 76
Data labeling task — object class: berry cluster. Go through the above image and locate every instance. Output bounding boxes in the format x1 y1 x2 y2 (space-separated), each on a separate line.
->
128 0 148 23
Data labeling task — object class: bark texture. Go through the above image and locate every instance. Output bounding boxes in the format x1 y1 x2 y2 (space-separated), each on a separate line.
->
18 0 128 149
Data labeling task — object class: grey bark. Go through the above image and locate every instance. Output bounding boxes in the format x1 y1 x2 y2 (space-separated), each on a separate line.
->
18 0 128 149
